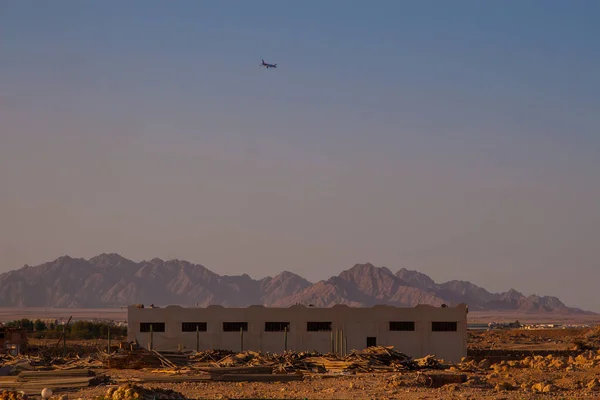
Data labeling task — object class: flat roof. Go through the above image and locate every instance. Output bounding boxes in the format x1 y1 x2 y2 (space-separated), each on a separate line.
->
129 303 468 310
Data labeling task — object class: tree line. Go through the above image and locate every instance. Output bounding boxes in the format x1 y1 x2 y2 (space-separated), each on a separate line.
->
2 318 127 340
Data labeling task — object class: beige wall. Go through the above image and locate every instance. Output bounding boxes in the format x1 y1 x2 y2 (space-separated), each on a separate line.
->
127 303 467 363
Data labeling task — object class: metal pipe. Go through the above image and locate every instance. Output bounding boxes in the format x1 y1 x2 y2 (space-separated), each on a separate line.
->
344 335 348 356
62 324 66 357
334 329 338 355
330 331 334 354
196 324 200 352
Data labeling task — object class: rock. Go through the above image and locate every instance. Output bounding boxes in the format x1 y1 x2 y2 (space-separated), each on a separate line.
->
576 354 588 364
492 363 508 372
543 384 557 393
550 359 566 369
532 383 545 393
495 381 514 391
520 356 533 367
587 378 600 390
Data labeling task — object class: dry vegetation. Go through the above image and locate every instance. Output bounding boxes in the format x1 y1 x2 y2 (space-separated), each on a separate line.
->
1 326 600 399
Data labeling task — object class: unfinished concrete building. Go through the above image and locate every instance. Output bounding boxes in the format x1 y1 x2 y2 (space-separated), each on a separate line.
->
127 304 468 362
127 303 467 363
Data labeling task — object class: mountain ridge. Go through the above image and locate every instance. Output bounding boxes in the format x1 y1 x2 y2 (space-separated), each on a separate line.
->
0 254 592 314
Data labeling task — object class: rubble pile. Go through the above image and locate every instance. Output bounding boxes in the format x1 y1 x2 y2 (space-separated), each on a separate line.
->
0 369 102 394
488 351 600 372
0 391 26 400
103 349 163 370
267 351 326 372
345 346 410 370
99 384 185 400
188 349 234 363
189 346 450 373
341 348 449 372
1 353 105 372
458 350 600 374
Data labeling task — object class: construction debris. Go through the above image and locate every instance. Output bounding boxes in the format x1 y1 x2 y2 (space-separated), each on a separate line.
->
201 366 274 375
103 349 163 370
0 369 104 395
212 373 303 382
185 346 449 374
0 391 27 400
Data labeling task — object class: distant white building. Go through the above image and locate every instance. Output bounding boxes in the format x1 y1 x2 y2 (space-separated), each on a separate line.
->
127 303 468 363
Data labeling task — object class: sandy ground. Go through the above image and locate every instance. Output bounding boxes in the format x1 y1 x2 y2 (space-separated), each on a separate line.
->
70 368 600 399
5 315 600 399
10 327 600 399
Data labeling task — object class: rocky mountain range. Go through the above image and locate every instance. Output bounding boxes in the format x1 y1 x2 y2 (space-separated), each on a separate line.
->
0 254 591 314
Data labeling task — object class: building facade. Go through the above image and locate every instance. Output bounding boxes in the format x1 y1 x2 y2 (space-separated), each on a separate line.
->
127 303 468 363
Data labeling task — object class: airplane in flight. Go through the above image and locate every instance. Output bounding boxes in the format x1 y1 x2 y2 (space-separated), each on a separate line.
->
260 59 278 69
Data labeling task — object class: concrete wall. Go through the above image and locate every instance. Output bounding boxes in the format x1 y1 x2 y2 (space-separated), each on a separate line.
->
127 303 467 363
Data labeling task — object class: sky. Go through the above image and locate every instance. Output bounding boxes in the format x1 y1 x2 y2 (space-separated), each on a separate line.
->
1 1 599 311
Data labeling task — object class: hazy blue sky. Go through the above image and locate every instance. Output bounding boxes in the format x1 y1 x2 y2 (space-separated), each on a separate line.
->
2 1 599 311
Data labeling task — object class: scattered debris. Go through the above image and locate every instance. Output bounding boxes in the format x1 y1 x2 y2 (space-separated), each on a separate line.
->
0 391 27 400
99 384 185 400
1 328 599 398
0 369 104 395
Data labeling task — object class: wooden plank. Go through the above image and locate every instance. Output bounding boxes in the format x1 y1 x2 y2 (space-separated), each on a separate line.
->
127 375 212 383
212 374 303 382
18 369 93 379
202 366 273 375
0 377 94 391
152 350 179 369
18 377 94 386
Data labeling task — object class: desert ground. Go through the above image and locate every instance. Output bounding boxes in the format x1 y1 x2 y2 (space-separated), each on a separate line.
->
0 326 599 399
2 309 600 399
